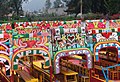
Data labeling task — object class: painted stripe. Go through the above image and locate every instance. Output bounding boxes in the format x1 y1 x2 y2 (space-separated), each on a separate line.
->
26 51 29 56
118 55 120 58
0 51 9 56
20 52 24 56
96 30 99 33
96 52 98 56
118 47 120 51
17 53 21 58
115 28 118 31
29 50 33 55
96 55 99 61
0 34 4 38
96 49 99 52
23 51 26 56
33 50 37 54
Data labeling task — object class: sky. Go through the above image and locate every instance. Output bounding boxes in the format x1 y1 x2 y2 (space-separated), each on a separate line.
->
22 0 55 12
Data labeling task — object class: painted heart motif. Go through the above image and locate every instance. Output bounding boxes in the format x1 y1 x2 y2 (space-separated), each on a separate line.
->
68 35 75 43
27 40 36 48
87 23 94 30
98 22 105 28
102 32 112 39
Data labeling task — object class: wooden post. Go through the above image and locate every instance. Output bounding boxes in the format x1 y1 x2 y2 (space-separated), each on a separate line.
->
39 74 42 82
17 75 20 82
10 70 14 82
50 66 52 82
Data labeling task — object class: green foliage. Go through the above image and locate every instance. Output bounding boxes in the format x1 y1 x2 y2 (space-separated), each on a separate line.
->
62 0 71 5
45 0 52 9
65 0 120 17
53 0 62 8
0 0 11 19
0 0 28 20
65 0 80 17
10 0 28 16
104 0 120 15
82 13 104 20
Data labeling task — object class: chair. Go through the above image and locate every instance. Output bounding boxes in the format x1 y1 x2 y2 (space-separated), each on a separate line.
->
109 71 119 80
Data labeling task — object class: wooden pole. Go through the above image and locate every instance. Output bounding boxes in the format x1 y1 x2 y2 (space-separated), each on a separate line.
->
80 0 82 16
50 66 52 82
10 70 14 82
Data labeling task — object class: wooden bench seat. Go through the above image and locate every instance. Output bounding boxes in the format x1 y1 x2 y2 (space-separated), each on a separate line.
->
16 70 38 82
60 68 78 82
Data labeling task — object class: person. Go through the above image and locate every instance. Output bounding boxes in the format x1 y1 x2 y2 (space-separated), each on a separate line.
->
79 61 83 66
79 61 87 68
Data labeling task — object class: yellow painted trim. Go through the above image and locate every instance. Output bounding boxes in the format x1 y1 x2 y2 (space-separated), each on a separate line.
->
109 80 120 82
13 40 19 48
92 76 105 82
43 36 48 44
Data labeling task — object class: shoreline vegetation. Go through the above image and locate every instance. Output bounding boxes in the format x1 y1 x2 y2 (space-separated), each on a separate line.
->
0 13 119 23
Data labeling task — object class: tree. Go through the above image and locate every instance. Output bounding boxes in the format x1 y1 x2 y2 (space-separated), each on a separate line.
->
0 0 11 19
62 0 71 5
0 0 28 20
53 0 62 8
65 0 80 17
10 0 28 16
90 0 107 14
104 0 120 15
45 0 52 9
64 0 120 17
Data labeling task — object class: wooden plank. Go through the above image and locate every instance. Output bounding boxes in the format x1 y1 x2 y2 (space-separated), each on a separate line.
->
16 70 38 82
33 64 54 79
61 69 78 75
94 65 102 70
109 80 120 82
0 71 10 82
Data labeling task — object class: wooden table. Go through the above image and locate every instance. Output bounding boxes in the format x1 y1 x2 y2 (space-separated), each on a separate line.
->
16 70 38 82
61 69 78 82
